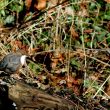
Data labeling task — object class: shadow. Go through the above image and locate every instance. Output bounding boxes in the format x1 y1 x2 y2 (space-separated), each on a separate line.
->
0 84 16 110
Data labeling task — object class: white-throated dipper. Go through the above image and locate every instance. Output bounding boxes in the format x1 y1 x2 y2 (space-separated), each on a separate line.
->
0 53 27 74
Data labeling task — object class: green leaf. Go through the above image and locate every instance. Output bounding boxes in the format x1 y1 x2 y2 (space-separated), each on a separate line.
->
9 0 24 12
71 58 80 68
93 25 101 31
0 10 5 16
89 2 97 10
4 15 14 25
28 62 43 75
104 15 110 20
96 31 106 42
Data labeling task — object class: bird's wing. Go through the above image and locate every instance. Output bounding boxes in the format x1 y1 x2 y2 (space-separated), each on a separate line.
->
5 63 19 73
0 53 22 73
6 54 21 73
8 54 21 64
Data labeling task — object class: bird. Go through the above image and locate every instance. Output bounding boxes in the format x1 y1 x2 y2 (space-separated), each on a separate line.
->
0 53 27 75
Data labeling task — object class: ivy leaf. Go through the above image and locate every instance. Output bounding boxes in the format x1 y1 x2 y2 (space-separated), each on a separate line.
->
4 15 15 25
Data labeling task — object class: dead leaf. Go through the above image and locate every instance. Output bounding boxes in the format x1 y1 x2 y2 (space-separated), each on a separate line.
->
107 21 110 32
105 85 110 96
11 40 22 51
78 2 88 17
105 0 110 3
51 52 64 69
25 0 32 11
72 85 80 95
70 26 79 39
34 0 47 10
11 40 29 53
49 0 67 5
66 76 81 95
49 0 58 5
51 59 58 69
66 76 74 88
84 29 93 34
65 7 74 16
28 47 41 55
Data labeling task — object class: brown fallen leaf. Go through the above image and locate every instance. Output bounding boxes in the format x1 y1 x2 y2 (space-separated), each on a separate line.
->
105 0 110 3
65 7 74 16
105 84 110 96
25 0 32 11
84 29 93 34
70 26 79 39
78 2 88 17
51 52 64 69
11 40 22 51
34 0 47 10
11 40 29 53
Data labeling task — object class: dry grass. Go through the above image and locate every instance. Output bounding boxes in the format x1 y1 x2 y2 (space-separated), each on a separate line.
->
0 0 110 101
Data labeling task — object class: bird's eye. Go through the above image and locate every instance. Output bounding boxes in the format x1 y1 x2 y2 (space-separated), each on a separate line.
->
22 65 25 68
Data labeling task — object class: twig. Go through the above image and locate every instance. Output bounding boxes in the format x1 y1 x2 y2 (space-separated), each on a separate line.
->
93 75 110 98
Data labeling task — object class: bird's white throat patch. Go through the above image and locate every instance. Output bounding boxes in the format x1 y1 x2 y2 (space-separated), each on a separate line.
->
20 55 27 65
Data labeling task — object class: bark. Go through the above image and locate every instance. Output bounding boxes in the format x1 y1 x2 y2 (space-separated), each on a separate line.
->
8 80 81 110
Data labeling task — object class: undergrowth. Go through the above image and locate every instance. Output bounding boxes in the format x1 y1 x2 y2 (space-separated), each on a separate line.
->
0 0 110 101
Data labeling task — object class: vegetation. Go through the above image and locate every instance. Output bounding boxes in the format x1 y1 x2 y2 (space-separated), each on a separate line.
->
0 0 110 109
